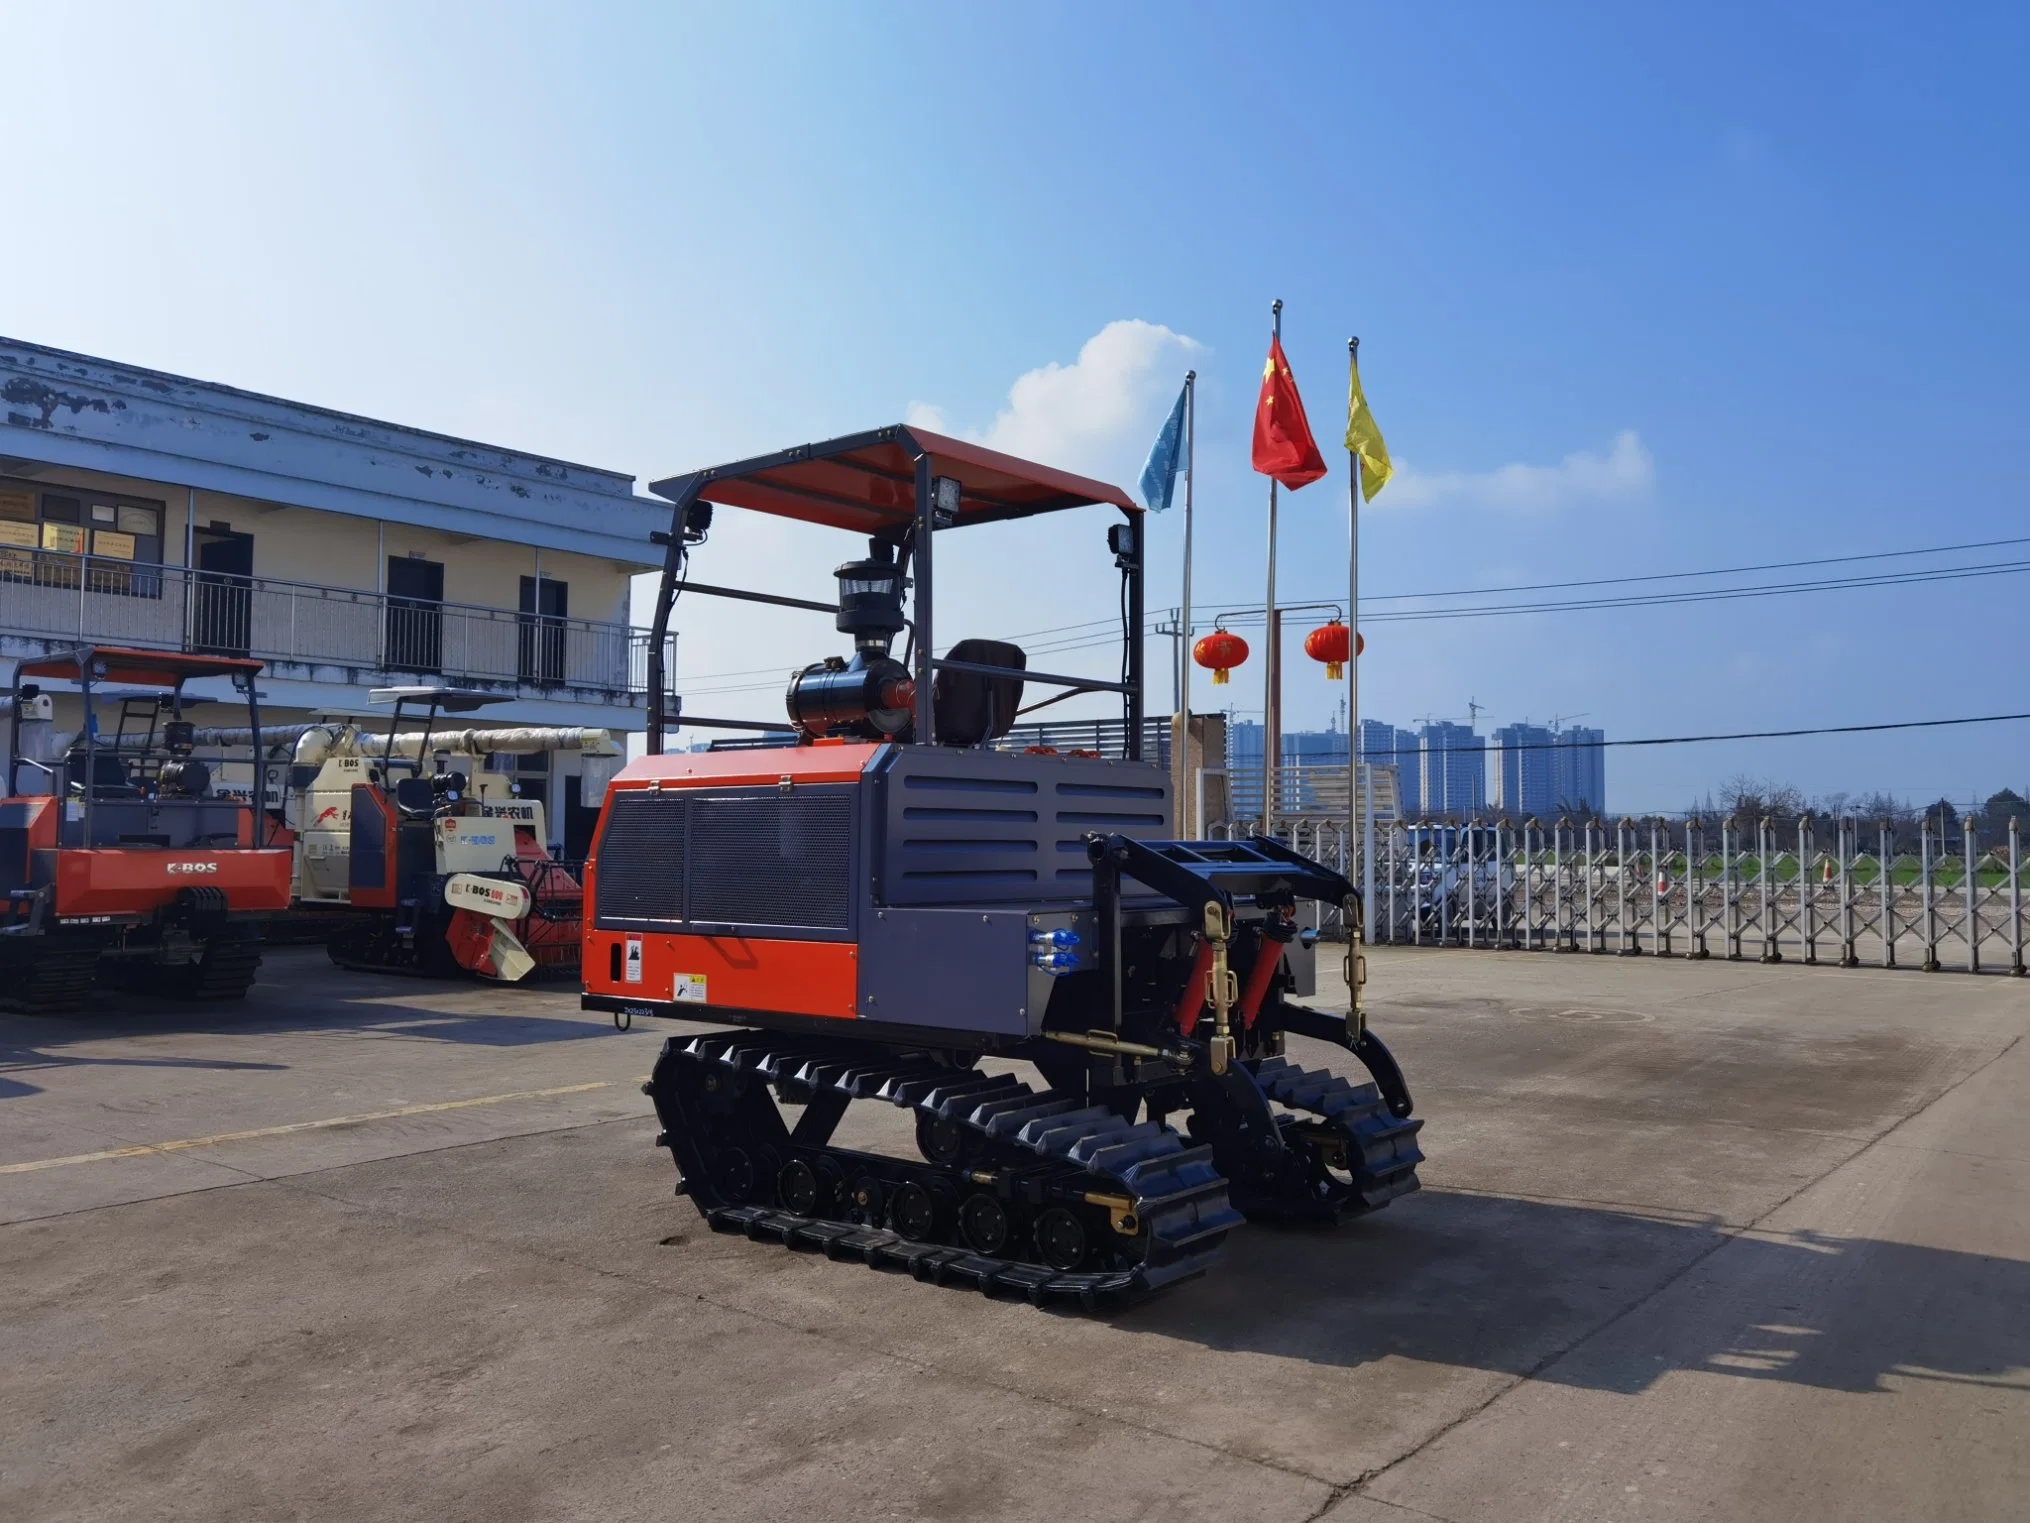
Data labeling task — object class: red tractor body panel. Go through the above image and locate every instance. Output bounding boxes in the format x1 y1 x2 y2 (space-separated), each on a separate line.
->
580 741 878 1019
586 930 860 1020
52 846 294 920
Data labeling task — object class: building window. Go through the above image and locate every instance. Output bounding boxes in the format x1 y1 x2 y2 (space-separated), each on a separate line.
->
0 478 164 595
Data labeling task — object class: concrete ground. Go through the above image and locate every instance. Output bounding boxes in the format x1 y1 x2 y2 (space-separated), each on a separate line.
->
1 946 2026 1523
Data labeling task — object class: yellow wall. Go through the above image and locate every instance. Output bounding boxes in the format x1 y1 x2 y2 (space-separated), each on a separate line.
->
12 464 633 623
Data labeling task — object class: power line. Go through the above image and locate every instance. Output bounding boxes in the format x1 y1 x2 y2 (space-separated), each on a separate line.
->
1448 711 2030 751
1027 533 2030 640
1190 556 2030 626
1371 559 2030 622
1356 533 2030 603
663 532 2030 690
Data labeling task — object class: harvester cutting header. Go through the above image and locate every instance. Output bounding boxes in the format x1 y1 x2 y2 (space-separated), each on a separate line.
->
583 425 1423 1305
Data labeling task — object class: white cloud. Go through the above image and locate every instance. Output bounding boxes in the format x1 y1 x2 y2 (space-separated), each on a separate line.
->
1385 429 1655 512
908 318 1199 480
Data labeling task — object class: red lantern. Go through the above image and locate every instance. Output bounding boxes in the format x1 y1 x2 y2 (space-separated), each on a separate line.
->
1303 621 1363 680
1193 629 1249 686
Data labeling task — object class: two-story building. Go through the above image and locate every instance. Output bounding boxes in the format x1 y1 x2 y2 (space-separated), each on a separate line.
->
1 336 669 854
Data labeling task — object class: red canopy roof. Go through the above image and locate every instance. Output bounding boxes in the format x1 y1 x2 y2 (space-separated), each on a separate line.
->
648 426 1139 534
19 646 266 688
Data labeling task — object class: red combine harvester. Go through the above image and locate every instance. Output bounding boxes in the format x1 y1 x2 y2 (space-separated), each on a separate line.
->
327 686 585 981
1 646 292 1011
581 426 1423 1306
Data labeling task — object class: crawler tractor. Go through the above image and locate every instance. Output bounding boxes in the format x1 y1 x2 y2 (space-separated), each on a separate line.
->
0 647 292 1011
581 427 1423 1305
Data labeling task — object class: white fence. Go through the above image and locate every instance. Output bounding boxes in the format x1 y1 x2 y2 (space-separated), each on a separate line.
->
1236 813 2028 976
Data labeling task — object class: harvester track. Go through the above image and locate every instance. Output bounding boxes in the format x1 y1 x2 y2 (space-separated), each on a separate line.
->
649 1032 1244 1308
0 945 101 1014
167 932 264 1001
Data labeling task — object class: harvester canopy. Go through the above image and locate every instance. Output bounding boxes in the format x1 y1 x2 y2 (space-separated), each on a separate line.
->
649 425 1140 536
645 427 1147 753
20 645 265 689
368 686 511 713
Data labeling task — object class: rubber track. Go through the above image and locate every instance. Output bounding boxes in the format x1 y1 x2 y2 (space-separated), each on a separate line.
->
178 936 263 1001
0 947 101 1014
1250 1054 1425 1216
654 1032 1245 1308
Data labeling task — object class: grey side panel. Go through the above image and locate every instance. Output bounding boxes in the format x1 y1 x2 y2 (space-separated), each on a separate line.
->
857 907 1032 1036
872 747 1170 907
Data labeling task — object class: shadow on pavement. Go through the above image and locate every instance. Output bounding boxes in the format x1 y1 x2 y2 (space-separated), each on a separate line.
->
1118 1188 2030 1398
0 946 610 1063
0 1043 288 1101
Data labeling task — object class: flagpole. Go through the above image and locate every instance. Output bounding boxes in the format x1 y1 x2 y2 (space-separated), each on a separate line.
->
1177 369 1197 835
1263 299 1282 840
1348 336 1362 909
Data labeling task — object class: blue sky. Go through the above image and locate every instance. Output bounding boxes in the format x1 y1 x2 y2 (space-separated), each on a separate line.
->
5 3 2026 811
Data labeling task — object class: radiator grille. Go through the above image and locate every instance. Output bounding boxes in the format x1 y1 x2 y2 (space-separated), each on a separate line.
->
593 791 686 925
688 793 853 930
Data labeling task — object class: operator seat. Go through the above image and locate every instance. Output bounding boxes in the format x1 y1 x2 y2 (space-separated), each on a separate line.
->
932 639 1026 746
393 776 440 818
66 751 141 799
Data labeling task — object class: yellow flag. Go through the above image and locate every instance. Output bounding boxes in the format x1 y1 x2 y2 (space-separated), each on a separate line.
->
1345 352 1392 502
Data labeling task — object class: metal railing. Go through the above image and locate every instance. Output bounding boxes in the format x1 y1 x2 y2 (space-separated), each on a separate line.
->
998 715 1173 762
1225 811 2028 975
1 550 672 697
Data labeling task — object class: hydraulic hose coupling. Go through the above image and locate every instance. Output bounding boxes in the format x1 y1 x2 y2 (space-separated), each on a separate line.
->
1203 902 1239 1075
1343 893 1368 1040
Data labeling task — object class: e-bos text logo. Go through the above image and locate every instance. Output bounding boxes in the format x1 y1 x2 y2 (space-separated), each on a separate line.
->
168 862 220 875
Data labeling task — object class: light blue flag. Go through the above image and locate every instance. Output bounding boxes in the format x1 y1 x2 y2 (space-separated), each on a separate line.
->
1138 382 1189 512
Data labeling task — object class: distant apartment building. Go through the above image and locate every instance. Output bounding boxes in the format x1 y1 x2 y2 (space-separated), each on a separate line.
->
1355 718 1396 768
1391 727 1423 816
1418 721 1485 817
1490 722 1556 816
0 336 671 852
1352 718 1430 816
1221 720 1404 823
1554 726 1607 814
1354 720 1423 815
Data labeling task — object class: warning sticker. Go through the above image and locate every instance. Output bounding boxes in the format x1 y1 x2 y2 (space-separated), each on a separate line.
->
673 973 708 1003
624 937 643 984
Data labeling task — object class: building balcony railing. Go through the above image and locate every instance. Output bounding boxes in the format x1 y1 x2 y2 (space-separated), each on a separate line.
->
0 550 672 701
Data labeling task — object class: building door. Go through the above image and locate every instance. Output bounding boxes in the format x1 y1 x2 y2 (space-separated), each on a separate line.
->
517 575 568 686
385 556 444 674
191 528 254 657
562 773 600 861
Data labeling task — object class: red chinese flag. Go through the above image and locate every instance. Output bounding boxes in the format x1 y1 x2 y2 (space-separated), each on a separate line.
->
1251 335 1328 490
